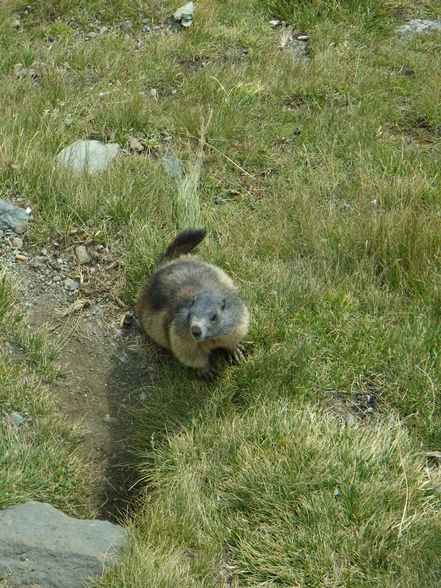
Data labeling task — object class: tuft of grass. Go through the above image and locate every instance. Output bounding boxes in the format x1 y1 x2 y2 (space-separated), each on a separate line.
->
100 403 441 586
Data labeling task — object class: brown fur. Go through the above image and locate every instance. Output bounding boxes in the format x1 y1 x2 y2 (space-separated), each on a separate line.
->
136 230 249 376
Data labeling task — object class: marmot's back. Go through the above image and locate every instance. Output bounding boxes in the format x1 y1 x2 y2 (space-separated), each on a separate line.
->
136 230 249 376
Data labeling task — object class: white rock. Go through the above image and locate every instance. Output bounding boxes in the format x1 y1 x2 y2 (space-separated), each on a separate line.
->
396 19 441 37
173 2 194 27
55 140 121 173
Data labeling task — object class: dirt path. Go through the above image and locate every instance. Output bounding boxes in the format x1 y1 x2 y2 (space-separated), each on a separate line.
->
2 230 153 521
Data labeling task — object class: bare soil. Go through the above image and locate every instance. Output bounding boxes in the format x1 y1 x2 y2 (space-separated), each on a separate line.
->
2 231 153 522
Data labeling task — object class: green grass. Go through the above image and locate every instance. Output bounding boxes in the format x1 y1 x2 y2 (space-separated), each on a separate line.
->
0 273 91 515
1 0 441 585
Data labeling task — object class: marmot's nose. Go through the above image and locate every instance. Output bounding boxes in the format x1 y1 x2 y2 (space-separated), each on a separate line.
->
191 325 202 339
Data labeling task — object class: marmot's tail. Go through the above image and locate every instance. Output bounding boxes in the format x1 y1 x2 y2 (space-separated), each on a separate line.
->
158 228 206 265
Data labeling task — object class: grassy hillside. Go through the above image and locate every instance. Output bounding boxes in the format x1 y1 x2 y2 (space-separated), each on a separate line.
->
1 0 441 585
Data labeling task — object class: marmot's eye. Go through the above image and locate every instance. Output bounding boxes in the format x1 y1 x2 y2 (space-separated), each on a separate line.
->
210 313 217 322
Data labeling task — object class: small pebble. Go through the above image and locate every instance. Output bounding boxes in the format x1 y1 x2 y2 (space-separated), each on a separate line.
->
11 237 23 249
151 88 158 99
215 196 223 205
297 35 310 41
86 218 95 227
269 19 281 28
64 117 73 128
64 278 79 291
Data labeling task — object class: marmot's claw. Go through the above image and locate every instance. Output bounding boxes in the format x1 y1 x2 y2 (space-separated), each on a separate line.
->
198 367 218 380
228 344 247 365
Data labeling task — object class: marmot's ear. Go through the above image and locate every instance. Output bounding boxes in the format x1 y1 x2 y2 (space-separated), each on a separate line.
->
221 298 226 311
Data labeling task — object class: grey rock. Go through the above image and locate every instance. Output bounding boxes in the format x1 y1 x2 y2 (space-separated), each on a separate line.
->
161 156 185 178
173 2 194 27
128 137 144 153
0 200 29 234
8 412 24 427
12 19 21 29
55 140 121 174
151 88 158 99
0 501 127 588
86 218 95 227
269 19 280 28
215 196 223 205
64 117 74 128
396 19 441 37
64 278 79 291
11 236 23 249
75 245 91 265
99 26 108 35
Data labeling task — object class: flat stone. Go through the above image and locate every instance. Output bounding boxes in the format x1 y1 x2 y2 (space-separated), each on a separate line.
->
396 19 441 37
0 200 29 234
55 140 121 174
75 245 91 265
161 156 185 178
0 501 127 588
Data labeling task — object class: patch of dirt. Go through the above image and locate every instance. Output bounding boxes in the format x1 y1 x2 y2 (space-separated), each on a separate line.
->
1 229 153 522
324 389 379 425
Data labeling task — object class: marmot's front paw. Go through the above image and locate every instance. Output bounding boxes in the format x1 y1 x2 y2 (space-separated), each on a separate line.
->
198 366 218 380
227 344 247 365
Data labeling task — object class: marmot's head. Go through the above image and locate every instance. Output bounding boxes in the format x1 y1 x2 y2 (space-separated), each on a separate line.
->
175 289 245 341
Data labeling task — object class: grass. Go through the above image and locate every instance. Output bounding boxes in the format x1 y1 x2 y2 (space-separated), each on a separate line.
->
1 0 441 585
0 272 91 515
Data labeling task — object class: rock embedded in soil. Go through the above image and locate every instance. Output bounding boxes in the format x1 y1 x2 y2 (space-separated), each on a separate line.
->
64 278 80 291
0 200 30 234
75 244 91 265
396 19 441 37
173 2 194 27
0 501 127 588
55 140 121 174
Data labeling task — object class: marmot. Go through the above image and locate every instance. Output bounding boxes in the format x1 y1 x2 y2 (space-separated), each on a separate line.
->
136 229 249 378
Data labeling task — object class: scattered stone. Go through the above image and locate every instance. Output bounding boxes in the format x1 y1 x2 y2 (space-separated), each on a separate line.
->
64 278 79 291
171 88 178 95
86 218 95 227
215 196 223 205
41 248 48 256
103 414 118 424
75 245 91 265
87 31 98 39
0 501 127 588
128 136 144 153
100 26 108 35
151 88 158 99
55 140 121 174
64 117 74 128
396 19 441 37
173 2 194 28
0 200 30 234
8 412 24 428
269 19 281 28
345 412 356 427
11 237 23 249
161 156 185 178
12 18 21 29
